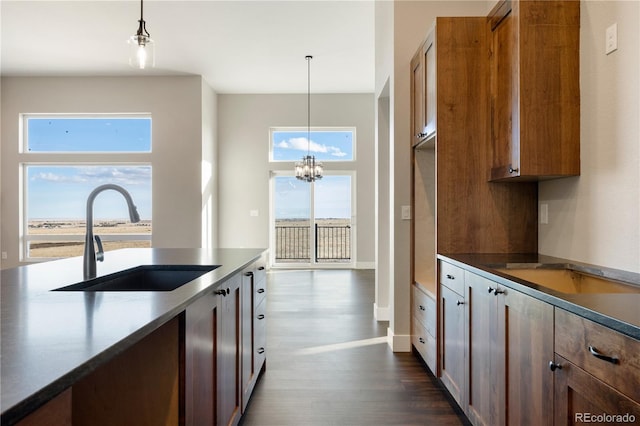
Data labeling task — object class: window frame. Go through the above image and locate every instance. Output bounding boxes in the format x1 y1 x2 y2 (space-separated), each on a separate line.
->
19 113 153 263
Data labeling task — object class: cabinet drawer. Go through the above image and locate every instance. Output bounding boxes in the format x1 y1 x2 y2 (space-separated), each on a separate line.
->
555 308 640 402
412 318 436 371
254 299 267 371
413 285 436 337
254 266 267 307
439 261 464 295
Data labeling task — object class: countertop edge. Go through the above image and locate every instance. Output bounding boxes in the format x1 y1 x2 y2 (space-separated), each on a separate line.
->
437 254 640 341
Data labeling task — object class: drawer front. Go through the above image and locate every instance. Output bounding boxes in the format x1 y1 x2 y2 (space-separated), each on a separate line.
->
254 299 267 370
413 285 437 337
412 318 436 371
555 308 640 402
254 266 267 307
439 261 464 295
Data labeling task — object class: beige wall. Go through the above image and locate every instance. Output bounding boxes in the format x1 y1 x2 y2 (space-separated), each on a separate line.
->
539 0 640 273
0 76 212 268
217 94 376 267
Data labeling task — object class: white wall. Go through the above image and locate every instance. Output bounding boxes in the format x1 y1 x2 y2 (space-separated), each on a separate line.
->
539 0 640 273
1 76 213 268
217 94 375 267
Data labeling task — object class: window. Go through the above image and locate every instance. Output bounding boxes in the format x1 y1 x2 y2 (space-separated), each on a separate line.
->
20 115 152 261
270 128 355 162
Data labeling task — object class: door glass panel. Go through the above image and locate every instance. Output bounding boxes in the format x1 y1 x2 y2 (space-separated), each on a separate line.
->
274 176 311 263
314 175 352 263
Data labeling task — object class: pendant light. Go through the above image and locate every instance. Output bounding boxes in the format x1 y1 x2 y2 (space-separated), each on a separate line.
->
128 0 155 69
295 55 323 182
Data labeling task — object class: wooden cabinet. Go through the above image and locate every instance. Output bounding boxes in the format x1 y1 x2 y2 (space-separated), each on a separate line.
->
488 0 580 181
464 271 554 426
241 262 267 412
410 30 436 146
497 281 554 426
186 274 242 426
16 389 71 426
464 272 495 426
553 308 640 423
439 264 466 408
411 284 437 371
439 263 555 426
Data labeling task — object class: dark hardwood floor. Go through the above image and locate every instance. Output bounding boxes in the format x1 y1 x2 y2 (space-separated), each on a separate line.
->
239 269 466 426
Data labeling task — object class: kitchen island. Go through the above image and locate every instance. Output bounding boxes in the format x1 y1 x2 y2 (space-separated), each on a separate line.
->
1 248 266 425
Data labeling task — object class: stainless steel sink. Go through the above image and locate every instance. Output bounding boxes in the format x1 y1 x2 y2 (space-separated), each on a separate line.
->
53 265 220 292
494 267 640 294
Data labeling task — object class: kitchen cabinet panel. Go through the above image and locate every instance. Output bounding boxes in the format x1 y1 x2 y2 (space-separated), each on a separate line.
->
440 284 466 408
489 0 580 181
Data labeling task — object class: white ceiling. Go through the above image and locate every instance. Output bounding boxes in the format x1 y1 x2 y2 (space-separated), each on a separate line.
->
1 0 375 94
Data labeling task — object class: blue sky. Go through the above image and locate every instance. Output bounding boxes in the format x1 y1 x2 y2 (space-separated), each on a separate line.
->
26 117 152 220
26 120 352 221
272 130 353 161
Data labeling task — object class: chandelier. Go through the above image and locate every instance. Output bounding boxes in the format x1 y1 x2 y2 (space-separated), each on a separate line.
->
295 55 323 182
128 0 155 69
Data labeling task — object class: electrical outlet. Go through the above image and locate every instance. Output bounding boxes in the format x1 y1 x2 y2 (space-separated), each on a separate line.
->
250 209 259 217
1 252 7 260
606 23 618 55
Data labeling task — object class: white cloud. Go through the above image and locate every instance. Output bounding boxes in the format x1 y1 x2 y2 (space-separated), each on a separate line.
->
31 166 151 186
281 137 347 157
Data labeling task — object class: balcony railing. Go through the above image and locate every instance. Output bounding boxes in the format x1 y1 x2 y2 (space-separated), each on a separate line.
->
275 223 351 263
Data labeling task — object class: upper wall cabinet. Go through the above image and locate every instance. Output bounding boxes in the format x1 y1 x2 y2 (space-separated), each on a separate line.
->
488 0 580 181
411 30 436 147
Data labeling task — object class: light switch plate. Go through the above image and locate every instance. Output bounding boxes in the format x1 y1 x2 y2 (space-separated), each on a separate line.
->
606 23 618 55
540 204 549 224
401 205 411 220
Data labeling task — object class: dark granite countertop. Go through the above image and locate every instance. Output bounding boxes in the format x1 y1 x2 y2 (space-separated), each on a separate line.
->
0 248 265 425
438 253 640 341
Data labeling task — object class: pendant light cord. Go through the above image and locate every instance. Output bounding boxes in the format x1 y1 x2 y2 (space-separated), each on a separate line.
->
306 55 312 158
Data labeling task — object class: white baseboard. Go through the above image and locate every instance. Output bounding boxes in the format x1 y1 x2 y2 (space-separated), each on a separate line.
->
355 261 376 269
386 327 411 352
373 303 390 321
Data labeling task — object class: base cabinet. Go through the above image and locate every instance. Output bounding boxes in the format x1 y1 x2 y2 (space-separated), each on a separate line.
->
553 308 640 424
439 261 555 426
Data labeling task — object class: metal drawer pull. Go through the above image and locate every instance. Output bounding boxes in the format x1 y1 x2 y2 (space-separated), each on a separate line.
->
456 300 464 306
488 287 495 294
419 337 426 344
258 266 265 270
549 361 562 371
257 314 265 320
257 348 265 354
446 274 455 280
244 271 253 277
419 305 426 311
257 288 265 294
588 346 619 364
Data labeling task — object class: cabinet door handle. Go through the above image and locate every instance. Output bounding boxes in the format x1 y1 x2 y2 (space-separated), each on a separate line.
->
419 337 425 344
494 289 505 296
419 305 426 311
446 274 455 280
257 288 265 294
244 271 254 277
257 314 265 320
258 266 265 271
257 348 265 354
549 361 562 371
215 289 227 297
509 166 519 174
456 300 464 306
488 287 495 294
588 346 619 364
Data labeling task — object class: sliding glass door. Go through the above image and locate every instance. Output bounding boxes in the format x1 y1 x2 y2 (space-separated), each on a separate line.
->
272 173 353 267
